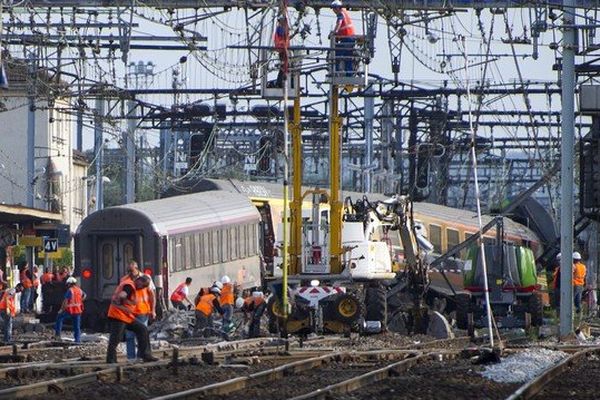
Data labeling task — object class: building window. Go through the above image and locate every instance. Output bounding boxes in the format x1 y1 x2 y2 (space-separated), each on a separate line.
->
429 224 442 254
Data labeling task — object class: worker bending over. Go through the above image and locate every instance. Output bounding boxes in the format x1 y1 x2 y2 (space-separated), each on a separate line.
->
242 291 266 338
125 272 155 361
55 277 86 343
0 283 23 343
195 284 224 333
170 277 194 310
573 251 587 315
106 275 157 363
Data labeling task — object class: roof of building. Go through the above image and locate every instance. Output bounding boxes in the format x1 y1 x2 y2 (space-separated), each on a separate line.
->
119 190 260 236
0 203 61 223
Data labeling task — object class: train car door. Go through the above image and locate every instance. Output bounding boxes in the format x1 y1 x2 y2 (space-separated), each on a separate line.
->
97 236 137 300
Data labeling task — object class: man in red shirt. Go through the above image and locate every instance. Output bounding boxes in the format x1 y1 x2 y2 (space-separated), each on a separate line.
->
331 0 356 76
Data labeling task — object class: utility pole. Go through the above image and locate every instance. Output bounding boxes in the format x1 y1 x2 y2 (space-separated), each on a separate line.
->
27 52 36 208
124 99 136 204
76 101 84 152
559 0 576 337
364 84 374 193
94 98 105 211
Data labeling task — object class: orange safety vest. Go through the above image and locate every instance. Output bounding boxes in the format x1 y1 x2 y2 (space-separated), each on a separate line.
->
107 281 137 324
220 283 234 306
20 271 33 289
134 286 152 315
337 9 355 37
65 286 84 315
0 291 16 317
273 27 289 50
41 273 53 284
170 283 187 302
195 294 217 317
573 262 587 286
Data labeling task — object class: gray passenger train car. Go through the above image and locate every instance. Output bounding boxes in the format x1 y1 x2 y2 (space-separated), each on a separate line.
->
75 190 261 328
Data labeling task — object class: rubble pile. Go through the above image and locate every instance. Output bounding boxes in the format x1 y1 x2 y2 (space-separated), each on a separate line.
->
149 309 195 340
481 348 568 383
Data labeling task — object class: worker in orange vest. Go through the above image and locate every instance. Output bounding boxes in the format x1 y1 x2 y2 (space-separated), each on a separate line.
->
242 291 266 338
54 277 86 343
125 270 156 361
195 285 224 333
41 268 53 285
331 0 356 76
170 277 194 310
0 283 23 343
273 14 290 88
573 252 587 315
220 276 236 332
106 275 158 364
19 263 33 313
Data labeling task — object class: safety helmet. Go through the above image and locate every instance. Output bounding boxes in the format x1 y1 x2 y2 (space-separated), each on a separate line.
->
235 297 245 309
221 275 231 284
331 0 342 7
252 291 264 298
556 252 561 260
573 251 582 260
66 277 77 285
213 281 223 290
210 285 221 295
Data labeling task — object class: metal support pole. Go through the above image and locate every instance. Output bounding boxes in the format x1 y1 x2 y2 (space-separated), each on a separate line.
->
329 85 342 274
124 99 136 204
94 98 105 211
27 53 36 208
76 103 84 152
290 87 303 275
559 0 576 338
364 84 373 193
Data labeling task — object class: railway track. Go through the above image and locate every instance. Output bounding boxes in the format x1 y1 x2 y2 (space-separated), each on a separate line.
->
506 347 600 400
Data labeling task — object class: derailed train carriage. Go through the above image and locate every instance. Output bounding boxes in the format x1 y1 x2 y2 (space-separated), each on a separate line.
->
75 190 262 329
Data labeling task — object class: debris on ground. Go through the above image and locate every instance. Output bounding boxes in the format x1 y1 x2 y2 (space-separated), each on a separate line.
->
148 309 195 340
480 348 567 383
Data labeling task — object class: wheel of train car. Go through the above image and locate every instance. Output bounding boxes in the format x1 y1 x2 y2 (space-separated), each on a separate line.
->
528 292 544 327
455 293 471 330
329 293 362 325
365 284 387 331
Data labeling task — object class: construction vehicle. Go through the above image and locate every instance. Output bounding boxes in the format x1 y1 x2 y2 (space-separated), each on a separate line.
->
266 33 441 336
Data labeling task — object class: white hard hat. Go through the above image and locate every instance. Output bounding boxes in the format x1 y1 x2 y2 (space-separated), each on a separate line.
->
252 291 263 298
66 277 77 285
221 275 231 284
331 0 342 7
213 281 223 289
235 297 245 309
556 252 561 260
573 252 582 260
210 285 221 295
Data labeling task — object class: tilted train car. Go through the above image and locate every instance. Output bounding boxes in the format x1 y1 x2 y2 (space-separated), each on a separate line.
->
75 190 262 329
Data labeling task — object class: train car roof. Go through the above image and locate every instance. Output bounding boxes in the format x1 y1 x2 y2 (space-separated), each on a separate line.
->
162 177 539 242
118 190 260 236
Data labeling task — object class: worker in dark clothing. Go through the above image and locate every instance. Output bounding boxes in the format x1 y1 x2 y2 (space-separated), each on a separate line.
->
242 291 266 338
551 253 561 310
195 285 224 333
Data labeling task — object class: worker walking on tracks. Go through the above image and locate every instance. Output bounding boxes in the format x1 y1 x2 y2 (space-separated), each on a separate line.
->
220 276 236 332
170 277 194 310
242 291 266 338
195 285 223 333
0 283 23 343
573 252 587 315
54 277 86 343
126 268 156 361
106 275 158 364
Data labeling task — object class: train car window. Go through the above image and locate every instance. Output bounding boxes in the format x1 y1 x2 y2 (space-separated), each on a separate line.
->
102 243 114 280
429 224 442 254
186 236 193 270
239 225 247 258
174 237 182 272
122 242 134 271
202 233 210 266
230 227 238 260
212 230 220 264
221 229 228 263
447 229 460 253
